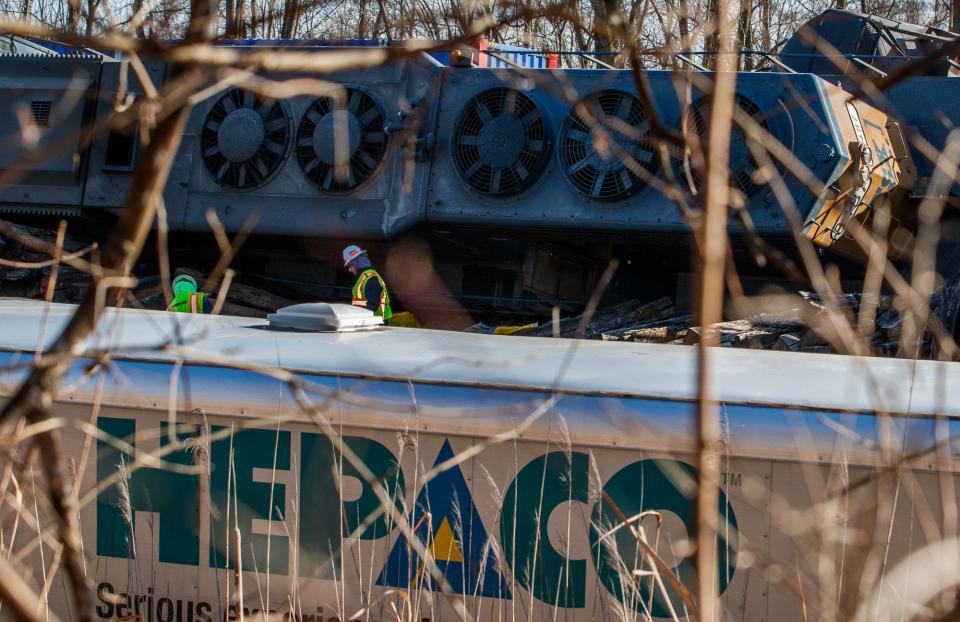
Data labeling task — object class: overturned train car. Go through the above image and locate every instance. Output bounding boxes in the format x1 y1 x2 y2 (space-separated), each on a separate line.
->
1 299 960 621
0 10 957 305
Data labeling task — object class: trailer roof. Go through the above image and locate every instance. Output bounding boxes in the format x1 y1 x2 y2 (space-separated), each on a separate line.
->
0 299 955 416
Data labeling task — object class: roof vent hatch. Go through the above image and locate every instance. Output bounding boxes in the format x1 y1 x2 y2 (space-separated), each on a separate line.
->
267 303 384 332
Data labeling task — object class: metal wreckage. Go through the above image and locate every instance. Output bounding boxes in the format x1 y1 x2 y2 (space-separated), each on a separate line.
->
3 10 960 622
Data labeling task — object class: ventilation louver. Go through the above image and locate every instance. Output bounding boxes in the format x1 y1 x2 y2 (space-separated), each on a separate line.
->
452 88 551 197
683 95 768 198
295 88 387 193
201 88 291 189
30 100 51 127
559 90 657 201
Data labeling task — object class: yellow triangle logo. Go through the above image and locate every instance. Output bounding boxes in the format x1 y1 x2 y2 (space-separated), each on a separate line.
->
412 517 464 588
430 517 464 563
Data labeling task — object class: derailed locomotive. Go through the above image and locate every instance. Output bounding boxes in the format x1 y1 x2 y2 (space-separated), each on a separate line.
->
0 10 957 307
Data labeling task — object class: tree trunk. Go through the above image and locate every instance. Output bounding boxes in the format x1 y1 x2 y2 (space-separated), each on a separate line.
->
84 0 96 36
591 0 621 64
952 0 960 33
0 0 215 617
134 0 145 37
372 0 386 37
280 0 300 38
67 0 80 32
736 0 754 69
225 0 236 37
759 0 770 52
628 0 651 50
679 0 691 54
357 0 367 38
704 0 720 69
265 0 275 38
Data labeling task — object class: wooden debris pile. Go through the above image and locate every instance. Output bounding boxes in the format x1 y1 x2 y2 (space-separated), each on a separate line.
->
0 223 291 317
0 223 94 302
514 297 675 338
526 292 924 356
604 313 833 351
133 268 294 318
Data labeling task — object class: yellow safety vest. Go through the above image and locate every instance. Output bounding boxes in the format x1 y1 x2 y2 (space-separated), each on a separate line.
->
168 292 206 314
351 268 392 319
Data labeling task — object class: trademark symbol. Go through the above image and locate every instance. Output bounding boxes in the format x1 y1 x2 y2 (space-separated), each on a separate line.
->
721 472 742 487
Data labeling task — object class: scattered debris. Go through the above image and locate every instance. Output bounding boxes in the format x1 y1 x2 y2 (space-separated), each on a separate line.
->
515 297 675 338
596 292 916 356
0 222 93 301
0 221 950 357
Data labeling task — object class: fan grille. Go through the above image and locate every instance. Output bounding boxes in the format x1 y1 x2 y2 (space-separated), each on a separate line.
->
295 88 387 193
684 95 767 198
452 88 551 197
559 90 656 201
201 88 291 189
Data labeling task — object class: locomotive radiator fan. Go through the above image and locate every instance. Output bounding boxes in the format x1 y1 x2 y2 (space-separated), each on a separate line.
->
295 88 388 192
452 88 551 197
682 95 768 201
201 88 292 189
559 90 657 201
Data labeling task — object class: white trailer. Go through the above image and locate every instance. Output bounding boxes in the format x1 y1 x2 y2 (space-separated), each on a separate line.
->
1 299 958 622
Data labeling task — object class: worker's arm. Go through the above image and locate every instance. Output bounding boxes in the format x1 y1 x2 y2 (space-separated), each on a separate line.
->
363 278 383 313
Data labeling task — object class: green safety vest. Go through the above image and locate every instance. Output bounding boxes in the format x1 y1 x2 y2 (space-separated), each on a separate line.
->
351 268 392 320
168 292 206 314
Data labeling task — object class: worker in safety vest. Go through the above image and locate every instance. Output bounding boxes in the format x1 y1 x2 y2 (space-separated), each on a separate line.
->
343 245 392 320
167 274 214 314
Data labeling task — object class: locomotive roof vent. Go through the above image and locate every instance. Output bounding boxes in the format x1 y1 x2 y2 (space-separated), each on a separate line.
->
267 303 384 332
452 87 552 197
559 90 657 201
296 87 388 193
201 88 292 189
683 94 768 200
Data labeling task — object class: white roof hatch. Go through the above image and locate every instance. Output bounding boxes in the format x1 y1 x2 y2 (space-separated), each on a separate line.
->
267 303 383 332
